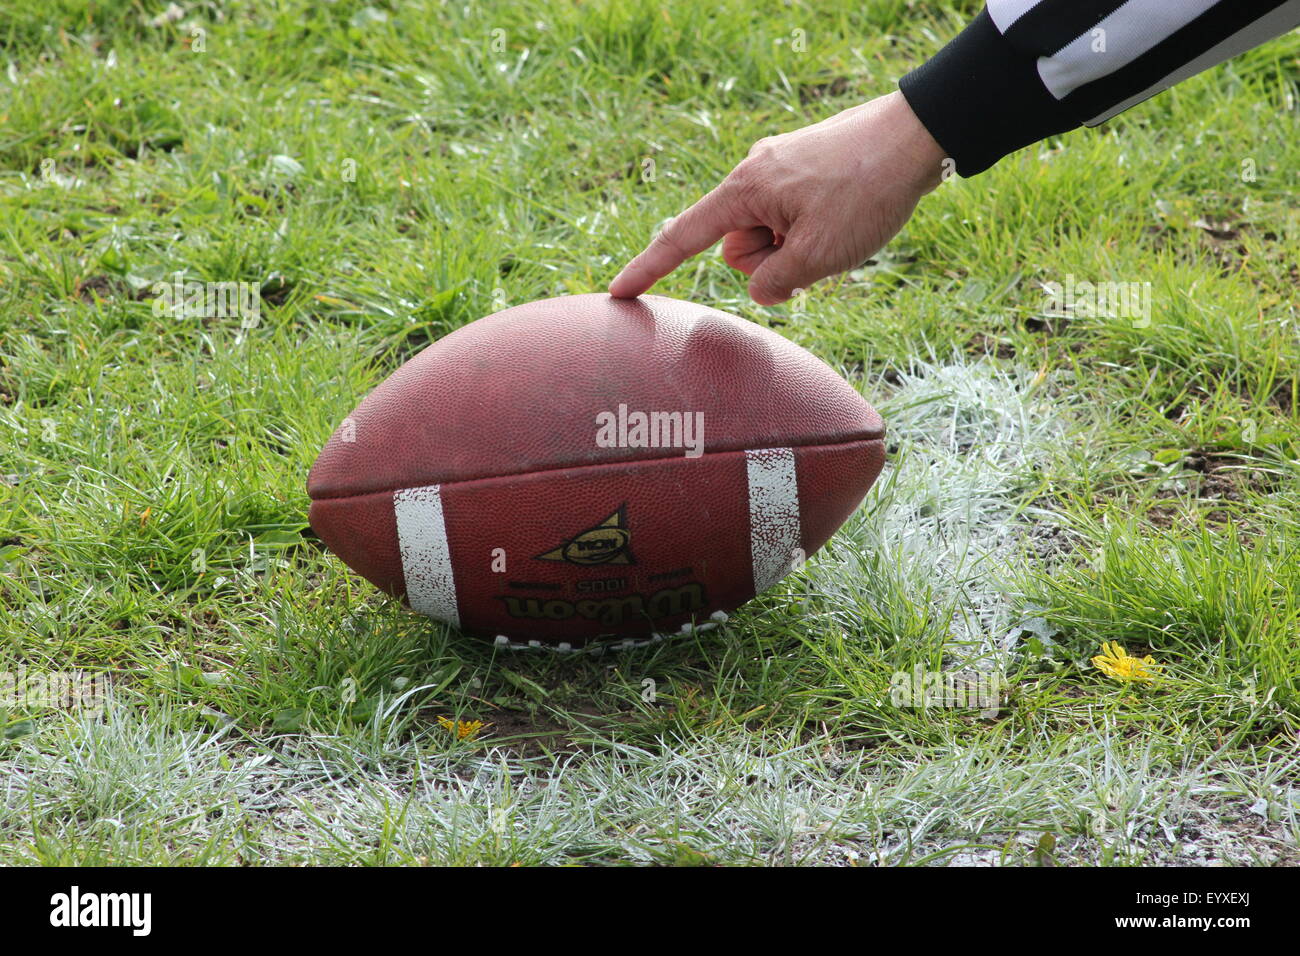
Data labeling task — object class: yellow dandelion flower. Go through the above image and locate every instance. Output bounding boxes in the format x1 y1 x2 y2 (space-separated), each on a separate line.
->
437 716 485 740
1091 641 1161 683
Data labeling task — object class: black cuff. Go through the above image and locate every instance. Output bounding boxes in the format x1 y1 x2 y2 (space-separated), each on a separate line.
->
899 8 1082 176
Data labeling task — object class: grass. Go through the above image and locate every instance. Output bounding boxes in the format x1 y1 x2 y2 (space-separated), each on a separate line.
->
0 0 1298 865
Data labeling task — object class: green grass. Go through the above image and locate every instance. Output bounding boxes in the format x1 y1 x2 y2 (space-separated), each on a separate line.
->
1 0 1298 865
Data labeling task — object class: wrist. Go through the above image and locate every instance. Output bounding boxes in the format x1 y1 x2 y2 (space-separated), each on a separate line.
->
881 90 948 193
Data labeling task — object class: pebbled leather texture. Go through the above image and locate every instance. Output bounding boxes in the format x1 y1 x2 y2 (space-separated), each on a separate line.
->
308 293 886 644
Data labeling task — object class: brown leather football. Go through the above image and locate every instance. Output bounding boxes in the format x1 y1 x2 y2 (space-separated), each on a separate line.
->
308 293 885 647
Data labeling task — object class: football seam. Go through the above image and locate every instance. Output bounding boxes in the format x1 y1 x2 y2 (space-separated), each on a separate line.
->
308 434 885 502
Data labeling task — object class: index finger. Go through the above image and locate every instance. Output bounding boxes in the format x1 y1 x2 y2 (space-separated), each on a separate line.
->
607 184 743 298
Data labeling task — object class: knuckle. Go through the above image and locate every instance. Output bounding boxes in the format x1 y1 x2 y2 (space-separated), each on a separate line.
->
653 216 685 252
727 159 765 202
746 136 778 162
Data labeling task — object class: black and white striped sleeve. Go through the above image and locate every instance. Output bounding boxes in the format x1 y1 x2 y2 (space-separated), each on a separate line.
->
899 0 1300 176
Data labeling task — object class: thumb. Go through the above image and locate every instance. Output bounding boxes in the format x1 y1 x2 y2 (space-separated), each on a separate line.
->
747 236 817 306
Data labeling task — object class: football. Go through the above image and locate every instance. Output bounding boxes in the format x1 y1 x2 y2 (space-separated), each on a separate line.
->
307 293 885 647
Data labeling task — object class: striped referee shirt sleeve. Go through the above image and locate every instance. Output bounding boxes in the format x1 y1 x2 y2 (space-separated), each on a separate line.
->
899 0 1300 176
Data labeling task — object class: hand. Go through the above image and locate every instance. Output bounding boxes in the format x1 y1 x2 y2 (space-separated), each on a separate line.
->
608 90 948 305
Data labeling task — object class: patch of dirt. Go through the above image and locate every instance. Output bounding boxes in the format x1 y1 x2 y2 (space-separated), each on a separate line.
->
966 331 1016 360
73 274 121 302
1024 312 1067 336
470 703 607 759
1147 453 1282 527
1025 521 1081 563
1170 798 1300 867
73 274 153 303
259 276 294 307
1159 377 1295 426
241 181 297 217
1145 208 1298 284
1183 452 1279 494
1271 381 1294 416
798 75 854 104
